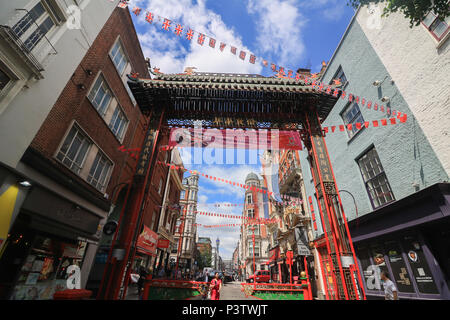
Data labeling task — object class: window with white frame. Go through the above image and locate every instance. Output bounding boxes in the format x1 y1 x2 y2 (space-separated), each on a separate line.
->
87 151 112 192
247 209 254 218
109 105 128 140
110 39 128 75
88 74 113 116
357 147 395 209
248 241 260 257
247 224 259 236
422 11 450 42
12 1 63 52
56 125 91 174
246 194 253 204
0 67 12 92
109 38 137 106
342 102 365 139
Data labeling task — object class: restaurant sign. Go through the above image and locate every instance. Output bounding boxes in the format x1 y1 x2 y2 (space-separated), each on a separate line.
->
137 225 158 256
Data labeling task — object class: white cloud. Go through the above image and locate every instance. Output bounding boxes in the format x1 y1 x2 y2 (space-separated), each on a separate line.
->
246 0 307 67
130 0 262 74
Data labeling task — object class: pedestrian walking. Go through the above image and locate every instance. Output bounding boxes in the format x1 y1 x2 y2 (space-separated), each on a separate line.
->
209 272 222 300
381 271 398 300
158 267 165 279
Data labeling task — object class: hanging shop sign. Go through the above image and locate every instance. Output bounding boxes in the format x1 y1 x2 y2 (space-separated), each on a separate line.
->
157 238 170 249
294 226 311 256
137 225 158 256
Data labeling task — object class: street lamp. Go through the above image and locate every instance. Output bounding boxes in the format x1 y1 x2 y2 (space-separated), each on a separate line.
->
339 190 358 220
216 238 220 269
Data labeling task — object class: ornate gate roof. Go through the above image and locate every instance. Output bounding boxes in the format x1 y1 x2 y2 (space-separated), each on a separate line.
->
128 72 340 130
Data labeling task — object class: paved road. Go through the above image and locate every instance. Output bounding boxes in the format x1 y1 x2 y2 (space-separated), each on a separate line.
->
189 281 258 301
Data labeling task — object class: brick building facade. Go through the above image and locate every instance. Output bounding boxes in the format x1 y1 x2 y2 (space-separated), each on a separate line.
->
0 6 150 300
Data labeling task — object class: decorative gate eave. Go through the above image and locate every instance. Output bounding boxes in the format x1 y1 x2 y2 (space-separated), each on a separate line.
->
127 72 340 130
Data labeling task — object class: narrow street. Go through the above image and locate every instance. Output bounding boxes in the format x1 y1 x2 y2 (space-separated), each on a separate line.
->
189 281 258 301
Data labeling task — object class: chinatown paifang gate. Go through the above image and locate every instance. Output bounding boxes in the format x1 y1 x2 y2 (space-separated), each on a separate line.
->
98 71 366 300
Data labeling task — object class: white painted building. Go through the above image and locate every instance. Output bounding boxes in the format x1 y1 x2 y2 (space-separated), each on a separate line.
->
0 0 121 168
240 172 271 280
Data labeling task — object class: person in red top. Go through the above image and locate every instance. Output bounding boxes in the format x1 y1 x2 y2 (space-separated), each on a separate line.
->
210 272 222 300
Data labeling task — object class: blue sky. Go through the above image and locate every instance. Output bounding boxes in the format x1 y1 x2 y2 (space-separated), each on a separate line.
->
126 0 355 259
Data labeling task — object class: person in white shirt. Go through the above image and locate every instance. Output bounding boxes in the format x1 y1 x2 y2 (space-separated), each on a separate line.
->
381 271 398 300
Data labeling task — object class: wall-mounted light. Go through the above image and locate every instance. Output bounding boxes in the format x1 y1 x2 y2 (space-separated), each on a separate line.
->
19 181 32 187
372 80 381 87
77 84 86 90
381 96 390 102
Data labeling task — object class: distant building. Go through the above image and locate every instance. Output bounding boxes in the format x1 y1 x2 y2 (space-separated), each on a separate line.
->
171 174 199 273
239 172 271 279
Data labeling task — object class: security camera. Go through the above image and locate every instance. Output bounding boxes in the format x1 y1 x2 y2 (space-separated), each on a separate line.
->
381 96 390 102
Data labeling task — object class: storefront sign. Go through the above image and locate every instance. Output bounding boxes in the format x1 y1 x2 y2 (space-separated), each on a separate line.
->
157 238 170 249
21 187 101 235
385 240 414 293
137 225 158 256
401 235 439 295
295 227 311 256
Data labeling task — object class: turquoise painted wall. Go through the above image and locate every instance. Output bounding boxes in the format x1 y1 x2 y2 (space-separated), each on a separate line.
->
299 19 449 238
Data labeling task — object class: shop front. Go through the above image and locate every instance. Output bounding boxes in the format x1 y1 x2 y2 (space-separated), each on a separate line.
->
0 184 102 300
349 183 450 300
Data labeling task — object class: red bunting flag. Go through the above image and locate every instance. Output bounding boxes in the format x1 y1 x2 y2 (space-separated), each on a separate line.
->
174 24 183 36
219 43 226 51
145 12 153 23
249 55 256 64
162 19 171 31
209 38 216 48
186 29 194 40
231 46 237 55
197 33 205 45
239 51 246 60
132 7 141 16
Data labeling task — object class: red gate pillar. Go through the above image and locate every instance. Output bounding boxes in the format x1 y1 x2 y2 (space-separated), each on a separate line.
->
98 107 165 300
300 107 365 300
